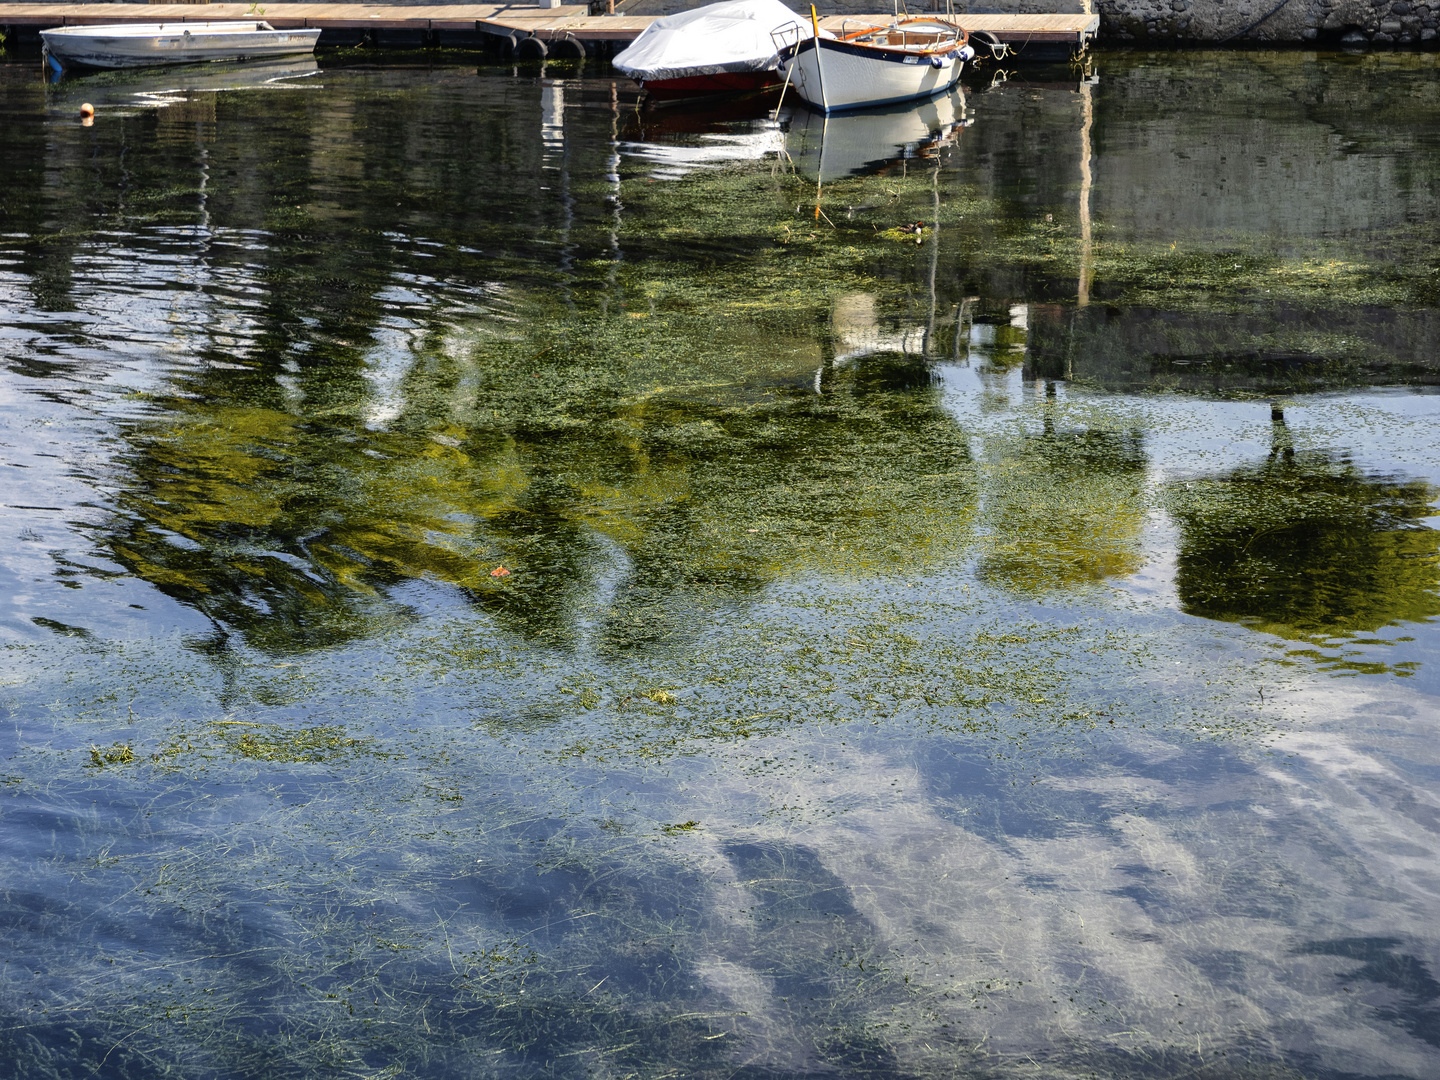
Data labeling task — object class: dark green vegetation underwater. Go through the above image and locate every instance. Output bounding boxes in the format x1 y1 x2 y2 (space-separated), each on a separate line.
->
0 45 1438 1080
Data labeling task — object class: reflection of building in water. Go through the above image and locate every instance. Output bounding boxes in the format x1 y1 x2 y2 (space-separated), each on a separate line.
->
830 291 928 362
1023 301 1440 394
845 292 1150 597
541 80 565 156
1094 61 1440 244
961 57 1440 392
961 304 1031 413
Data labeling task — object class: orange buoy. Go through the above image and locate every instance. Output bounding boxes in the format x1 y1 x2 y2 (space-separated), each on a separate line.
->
79 103 94 117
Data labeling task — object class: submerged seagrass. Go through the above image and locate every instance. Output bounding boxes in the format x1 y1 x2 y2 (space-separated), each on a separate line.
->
0 46 1438 1080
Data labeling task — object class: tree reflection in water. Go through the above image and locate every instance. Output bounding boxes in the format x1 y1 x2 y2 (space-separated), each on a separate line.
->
1168 412 1440 646
94 325 978 655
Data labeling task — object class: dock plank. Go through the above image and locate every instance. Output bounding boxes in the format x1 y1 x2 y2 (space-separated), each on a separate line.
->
0 3 1098 49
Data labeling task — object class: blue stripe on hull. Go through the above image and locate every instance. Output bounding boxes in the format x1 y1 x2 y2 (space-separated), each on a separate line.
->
807 80 961 115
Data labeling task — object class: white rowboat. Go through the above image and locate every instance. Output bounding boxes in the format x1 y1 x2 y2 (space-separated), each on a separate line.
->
41 22 321 71
778 17 972 113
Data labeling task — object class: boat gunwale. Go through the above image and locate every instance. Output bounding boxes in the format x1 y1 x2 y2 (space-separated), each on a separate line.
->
781 33 967 66
38 21 308 37
831 16 967 56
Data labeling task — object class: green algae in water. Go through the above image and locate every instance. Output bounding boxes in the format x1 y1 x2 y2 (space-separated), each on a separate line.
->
1 49 1440 1080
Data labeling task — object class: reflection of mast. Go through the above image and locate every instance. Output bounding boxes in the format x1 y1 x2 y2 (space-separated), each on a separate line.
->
815 114 826 220
604 82 624 316
541 78 576 308
195 122 212 294
923 157 940 356
952 297 972 364
1077 76 1094 309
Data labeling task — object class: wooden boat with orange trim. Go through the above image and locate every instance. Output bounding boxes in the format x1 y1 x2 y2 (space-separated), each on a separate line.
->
776 13 973 113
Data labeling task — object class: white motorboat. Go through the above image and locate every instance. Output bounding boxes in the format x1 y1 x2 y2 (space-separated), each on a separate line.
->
777 14 973 113
613 0 814 98
40 21 321 72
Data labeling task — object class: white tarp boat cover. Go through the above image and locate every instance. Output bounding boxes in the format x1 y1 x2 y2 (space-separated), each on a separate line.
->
613 0 814 81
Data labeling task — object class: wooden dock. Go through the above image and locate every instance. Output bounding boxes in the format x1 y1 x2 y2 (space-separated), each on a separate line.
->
0 3 1099 56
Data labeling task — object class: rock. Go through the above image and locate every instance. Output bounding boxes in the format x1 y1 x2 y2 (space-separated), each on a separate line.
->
1341 28 1371 42
1372 29 1395 39
1302 25 1319 36
1379 17 1403 29
1391 1 1410 13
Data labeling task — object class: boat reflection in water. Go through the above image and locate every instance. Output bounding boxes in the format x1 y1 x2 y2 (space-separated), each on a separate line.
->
779 85 968 181
43 56 321 97
619 93 786 178
616 83 967 182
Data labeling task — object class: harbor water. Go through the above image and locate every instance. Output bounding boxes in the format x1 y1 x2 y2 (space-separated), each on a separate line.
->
1 46 1439 1079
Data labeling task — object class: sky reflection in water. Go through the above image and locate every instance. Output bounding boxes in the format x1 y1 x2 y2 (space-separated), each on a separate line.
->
0 48 1439 1079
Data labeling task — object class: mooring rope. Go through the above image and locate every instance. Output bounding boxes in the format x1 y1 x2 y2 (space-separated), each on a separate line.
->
1219 0 1294 44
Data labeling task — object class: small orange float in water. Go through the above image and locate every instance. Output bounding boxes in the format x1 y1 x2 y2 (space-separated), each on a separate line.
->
490 566 511 577
79 103 95 117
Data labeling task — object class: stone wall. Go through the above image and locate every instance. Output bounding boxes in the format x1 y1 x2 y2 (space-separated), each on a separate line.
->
1097 0 1438 45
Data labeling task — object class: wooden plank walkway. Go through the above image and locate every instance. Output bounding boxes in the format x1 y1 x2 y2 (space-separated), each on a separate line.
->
0 3 1099 50
0 3 588 30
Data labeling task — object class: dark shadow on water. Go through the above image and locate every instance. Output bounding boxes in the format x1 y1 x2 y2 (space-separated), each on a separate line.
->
1298 937 1440 1050
1027 304 1440 394
919 745 1121 844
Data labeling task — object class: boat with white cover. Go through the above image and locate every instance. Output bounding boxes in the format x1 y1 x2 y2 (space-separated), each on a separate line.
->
40 22 321 71
613 0 815 98
777 14 972 113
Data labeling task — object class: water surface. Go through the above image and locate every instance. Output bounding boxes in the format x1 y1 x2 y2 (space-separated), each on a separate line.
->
1 47 1439 1079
